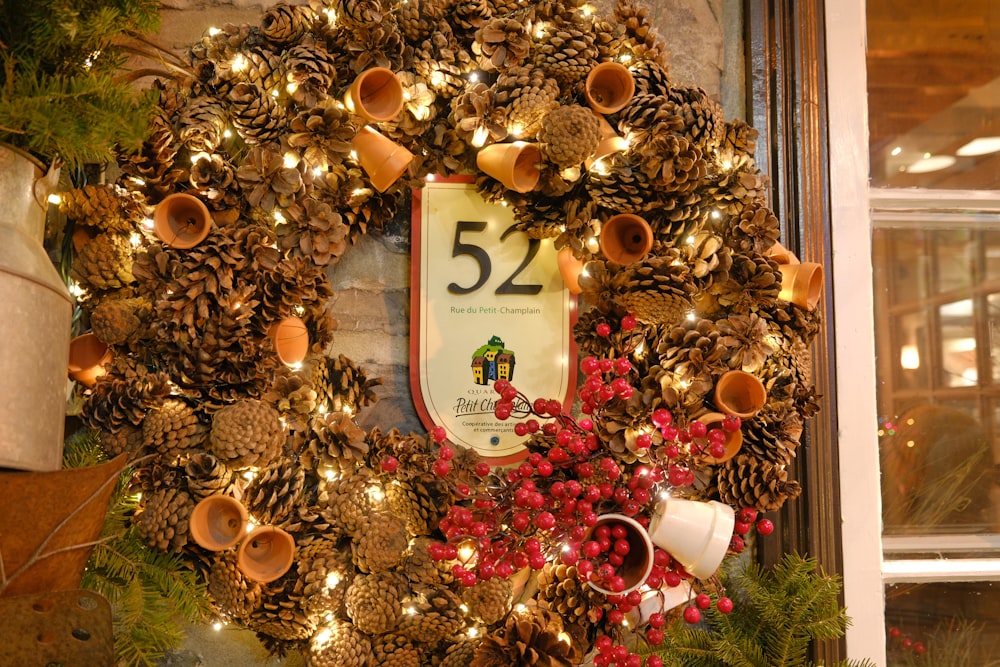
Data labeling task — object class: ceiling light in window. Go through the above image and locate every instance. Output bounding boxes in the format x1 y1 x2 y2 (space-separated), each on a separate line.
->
956 136 1000 157
904 155 956 174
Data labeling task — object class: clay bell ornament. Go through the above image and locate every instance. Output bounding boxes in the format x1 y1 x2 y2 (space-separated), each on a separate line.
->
67 332 112 388
647 497 735 580
270 315 310 367
584 115 630 169
153 192 212 249
352 126 414 193
189 495 249 551
476 141 542 194
766 241 825 311
713 370 767 419
599 213 654 265
693 411 743 464
237 525 296 583
584 62 636 114
584 513 654 596
556 248 586 295
344 67 405 123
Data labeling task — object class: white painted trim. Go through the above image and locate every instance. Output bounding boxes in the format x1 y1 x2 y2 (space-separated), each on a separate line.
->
870 188 1000 212
883 534 1000 555
824 1 888 664
882 559 1000 583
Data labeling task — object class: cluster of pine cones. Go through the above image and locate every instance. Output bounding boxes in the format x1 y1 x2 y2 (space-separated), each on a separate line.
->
59 0 825 663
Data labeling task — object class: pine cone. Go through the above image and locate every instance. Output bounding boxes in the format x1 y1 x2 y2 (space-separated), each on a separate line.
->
668 85 726 153
352 511 409 573
727 203 780 255
236 146 306 212
287 104 356 170
185 453 234 500
701 166 769 217
403 537 448 585
616 258 698 326
280 196 350 266
321 469 373 535
81 358 172 433
537 104 601 169
396 0 442 41
396 585 465 643
452 0 491 37
536 562 607 634
304 411 370 473
711 253 782 316
717 453 802 512
307 620 372 667
716 312 777 373
118 112 186 197
462 577 512 625
209 399 285 469
618 93 684 147
474 17 530 70
244 459 306 524
260 1 313 45
136 487 193 552
741 406 802 467
286 40 338 107
229 82 287 145
60 184 148 234
250 582 317 642
630 58 673 96
70 232 135 292
345 572 405 634
178 96 228 153
142 398 209 461
189 153 240 213
413 22 475 98
471 607 578 667
586 154 661 214
385 473 450 536
636 133 707 193
90 297 150 346
208 552 263 621
614 0 670 66
534 18 599 87
295 540 352 620
312 354 381 414
373 633 421 667
655 318 729 397
439 638 483 667
241 47 287 92
100 425 145 459
493 66 560 140
341 21 406 75
263 369 319 433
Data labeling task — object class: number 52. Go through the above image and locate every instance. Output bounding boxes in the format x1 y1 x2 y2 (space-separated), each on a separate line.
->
447 220 543 296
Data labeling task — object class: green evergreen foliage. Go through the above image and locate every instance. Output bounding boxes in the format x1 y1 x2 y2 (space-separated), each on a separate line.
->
64 430 211 667
0 0 161 166
645 553 877 667
888 620 1000 667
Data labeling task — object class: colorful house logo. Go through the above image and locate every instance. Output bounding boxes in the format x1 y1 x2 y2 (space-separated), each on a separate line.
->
471 335 515 385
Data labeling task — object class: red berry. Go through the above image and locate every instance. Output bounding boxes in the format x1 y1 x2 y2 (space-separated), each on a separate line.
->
729 535 745 553
708 441 727 459
493 379 510 394
653 550 671 568
689 420 708 438
621 314 637 330
438 445 454 460
496 561 514 578
901 637 912 649
722 414 742 432
595 635 613 654
734 521 751 535
494 402 512 420
432 459 451 476
756 518 775 535
888 627 901 639
717 597 734 614
431 425 448 443
607 609 625 624
534 511 556 530
475 462 491 477
646 628 664 646
738 508 758 523
635 433 653 450
514 422 528 436
581 356 601 374
646 658 664 667
528 552 547 569
596 322 612 337
576 559 594 578
696 593 712 609
501 386 518 401
683 606 702 624
913 642 926 655
512 512 531 532
536 460 554 476
614 357 633 375
651 409 672 428
664 572 682 587
380 456 399 472
648 612 666 629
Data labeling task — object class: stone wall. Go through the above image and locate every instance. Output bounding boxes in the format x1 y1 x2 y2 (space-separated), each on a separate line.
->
152 1 736 663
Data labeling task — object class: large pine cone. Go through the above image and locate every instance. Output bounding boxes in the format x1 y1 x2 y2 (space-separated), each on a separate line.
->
295 540 352 619
286 41 338 107
711 253 782 316
118 112 186 198
352 511 409 573
185 453 233 500
304 411 370 473
727 203 781 255
402 537 448 585
668 86 726 154
631 58 673 96
236 146 306 212
536 563 606 637
537 105 601 169
471 607 578 667
244 459 306 525
209 399 285 469
742 406 803 468
396 0 442 41
90 297 150 346
60 184 148 234
396 585 465 643
70 232 135 292
618 93 685 147
439 638 483 667
321 469 373 536
263 369 318 433
81 358 172 433
586 155 661 214
637 133 707 193
229 82 287 145
534 18 599 87
142 398 208 460
373 633 421 667
312 354 381 414
656 318 729 397
135 487 193 552
100 425 145 459
306 620 372 667
413 22 475 98
717 453 802 512
615 0 670 66
385 472 450 536
462 577 512 625
345 572 405 634
208 552 263 621
617 258 698 326
716 312 777 373
493 66 560 139
178 96 228 153
287 104 355 170
280 197 350 266
474 17 530 70
189 153 240 213
241 47 287 92
260 1 313 45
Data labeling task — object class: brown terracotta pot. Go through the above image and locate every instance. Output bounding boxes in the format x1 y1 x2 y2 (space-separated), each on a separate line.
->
0 455 126 597
270 316 310 367
476 141 541 193
584 115 630 169
67 333 112 388
766 240 800 265
584 513 653 596
556 248 586 294
153 193 212 249
189 495 248 551
584 62 636 114
599 213 653 264
778 262 824 311
352 127 414 192
713 370 767 419
693 411 743 464
237 526 296 583
345 67 404 122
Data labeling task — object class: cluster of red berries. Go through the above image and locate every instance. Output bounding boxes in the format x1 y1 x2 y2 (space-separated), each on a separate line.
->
728 507 775 553
593 633 656 667
680 591 735 626
888 626 927 656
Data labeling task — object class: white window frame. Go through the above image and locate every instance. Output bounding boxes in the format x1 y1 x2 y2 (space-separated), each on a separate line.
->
827 3 1000 664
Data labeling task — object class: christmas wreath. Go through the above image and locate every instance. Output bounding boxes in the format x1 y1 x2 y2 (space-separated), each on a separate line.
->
61 0 826 664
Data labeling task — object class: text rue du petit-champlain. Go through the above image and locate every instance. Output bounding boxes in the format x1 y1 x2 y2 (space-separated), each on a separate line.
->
449 305 542 315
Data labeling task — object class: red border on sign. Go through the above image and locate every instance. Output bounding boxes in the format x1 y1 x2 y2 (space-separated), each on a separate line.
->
409 174 578 466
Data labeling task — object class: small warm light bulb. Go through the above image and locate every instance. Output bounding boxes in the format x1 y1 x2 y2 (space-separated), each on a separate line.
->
349 149 358 162
468 71 480 83
686 311 696 321
286 81 299 95
232 53 248 72
271 88 280 98
212 621 224 631
129 232 142 247
190 151 210 165
405 606 417 615
342 405 354 416
619 53 633 65
47 193 62 205
534 21 548 38
558 630 572 644
471 125 489 148
368 485 385 502
468 626 480 638
243 470 256 482
458 542 476 562
283 152 299 169
208 27 222 37
313 628 332 646
686 235 696 245
323 468 338 482
429 70 445 88
223 128 233 139
325 572 341 589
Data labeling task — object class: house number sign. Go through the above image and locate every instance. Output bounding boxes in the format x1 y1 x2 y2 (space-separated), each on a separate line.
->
410 176 576 463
